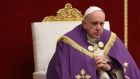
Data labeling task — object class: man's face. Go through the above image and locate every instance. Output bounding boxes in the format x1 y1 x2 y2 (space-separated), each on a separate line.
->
83 11 105 39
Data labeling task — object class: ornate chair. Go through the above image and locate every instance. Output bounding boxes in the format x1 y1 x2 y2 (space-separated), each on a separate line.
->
31 3 110 79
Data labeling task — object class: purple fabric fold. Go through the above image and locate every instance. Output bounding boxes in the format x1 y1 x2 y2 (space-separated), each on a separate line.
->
47 24 140 79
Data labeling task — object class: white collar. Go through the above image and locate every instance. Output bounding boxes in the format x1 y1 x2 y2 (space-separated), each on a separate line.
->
87 35 98 45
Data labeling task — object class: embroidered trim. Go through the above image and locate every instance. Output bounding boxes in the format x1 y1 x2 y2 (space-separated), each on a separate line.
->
75 69 91 79
104 32 117 55
60 36 96 58
58 32 116 59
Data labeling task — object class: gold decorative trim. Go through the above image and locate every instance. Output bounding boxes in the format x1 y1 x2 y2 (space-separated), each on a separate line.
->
104 32 117 55
58 32 116 59
43 3 83 21
124 0 128 48
75 69 91 79
59 36 95 58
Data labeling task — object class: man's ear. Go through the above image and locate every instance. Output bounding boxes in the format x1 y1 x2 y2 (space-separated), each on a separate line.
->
82 20 86 29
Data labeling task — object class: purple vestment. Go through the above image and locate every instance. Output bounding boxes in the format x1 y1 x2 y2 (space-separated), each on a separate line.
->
47 24 140 79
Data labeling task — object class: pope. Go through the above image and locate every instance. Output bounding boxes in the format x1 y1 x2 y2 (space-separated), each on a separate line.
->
46 6 140 79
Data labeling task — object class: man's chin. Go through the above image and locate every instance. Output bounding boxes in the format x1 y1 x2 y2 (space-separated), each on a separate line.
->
91 36 100 39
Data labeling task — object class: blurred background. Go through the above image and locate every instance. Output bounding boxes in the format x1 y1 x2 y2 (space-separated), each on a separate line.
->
0 0 140 79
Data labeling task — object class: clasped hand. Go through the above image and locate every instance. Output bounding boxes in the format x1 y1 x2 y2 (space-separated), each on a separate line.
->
95 56 111 71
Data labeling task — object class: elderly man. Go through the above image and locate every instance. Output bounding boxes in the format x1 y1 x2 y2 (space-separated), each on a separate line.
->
46 6 140 79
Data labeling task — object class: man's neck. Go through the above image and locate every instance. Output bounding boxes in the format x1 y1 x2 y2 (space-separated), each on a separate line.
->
87 35 98 45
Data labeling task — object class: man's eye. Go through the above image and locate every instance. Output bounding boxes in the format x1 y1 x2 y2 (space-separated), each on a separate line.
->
100 22 104 26
91 22 98 26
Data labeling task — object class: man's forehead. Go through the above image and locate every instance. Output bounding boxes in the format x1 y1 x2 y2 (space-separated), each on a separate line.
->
90 20 105 23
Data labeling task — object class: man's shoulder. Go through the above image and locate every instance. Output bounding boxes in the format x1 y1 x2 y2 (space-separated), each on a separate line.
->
57 24 83 41
57 24 86 45
103 29 118 38
64 24 84 38
103 29 111 34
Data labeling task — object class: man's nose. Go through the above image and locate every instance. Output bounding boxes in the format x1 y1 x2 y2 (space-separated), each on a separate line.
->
96 24 102 30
